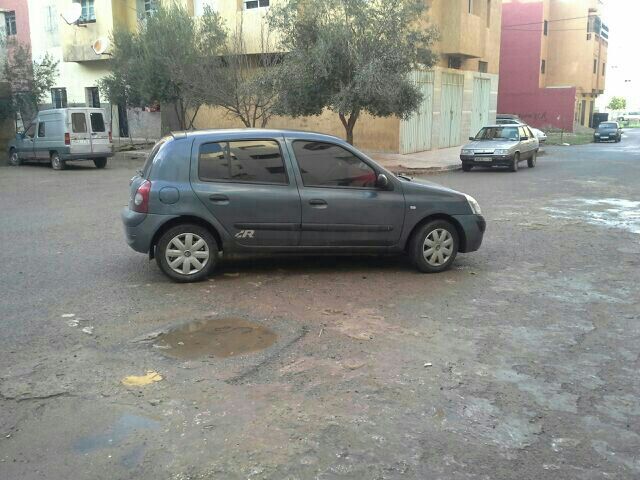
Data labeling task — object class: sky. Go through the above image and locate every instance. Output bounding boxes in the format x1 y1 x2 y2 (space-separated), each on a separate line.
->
597 0 640 111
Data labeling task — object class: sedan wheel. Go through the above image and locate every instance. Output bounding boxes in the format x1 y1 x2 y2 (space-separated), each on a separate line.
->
423 229 454 267
156 224 218 282
409 220 459 273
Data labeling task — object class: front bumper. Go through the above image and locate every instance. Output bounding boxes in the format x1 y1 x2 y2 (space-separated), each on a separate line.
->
453 214 486 253
460 154 514 167
121 208 176 254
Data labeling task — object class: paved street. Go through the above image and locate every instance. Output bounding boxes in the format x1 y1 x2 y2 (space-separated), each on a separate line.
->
1 131 639 480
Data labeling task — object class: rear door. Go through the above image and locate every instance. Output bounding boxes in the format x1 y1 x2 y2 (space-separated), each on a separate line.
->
89 110 111 155
190 135 302 248
289 139 405 247
69 110 92 155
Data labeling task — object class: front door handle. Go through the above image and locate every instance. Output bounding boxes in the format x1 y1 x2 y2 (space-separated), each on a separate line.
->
209 194 229 204
309 199 327 208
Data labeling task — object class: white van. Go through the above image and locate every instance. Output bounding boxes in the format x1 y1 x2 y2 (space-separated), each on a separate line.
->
8 108 114 170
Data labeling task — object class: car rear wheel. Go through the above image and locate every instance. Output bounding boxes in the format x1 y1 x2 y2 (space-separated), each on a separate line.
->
8 148 21 166
51 152 65 170
409 220 459 273
527 151 537 168
94 158 107 169
462 164 472 172
156 224 218 283
509 152 519 172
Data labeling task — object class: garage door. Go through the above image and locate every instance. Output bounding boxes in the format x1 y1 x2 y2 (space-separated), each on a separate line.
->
471 77 491 138
439 73 464 148
400 70 434 154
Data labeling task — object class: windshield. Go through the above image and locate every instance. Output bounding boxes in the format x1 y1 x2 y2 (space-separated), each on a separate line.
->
474 126 519 141
600 123 617 128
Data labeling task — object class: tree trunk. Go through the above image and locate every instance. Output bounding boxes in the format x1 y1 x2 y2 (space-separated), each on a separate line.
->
339 109 360 145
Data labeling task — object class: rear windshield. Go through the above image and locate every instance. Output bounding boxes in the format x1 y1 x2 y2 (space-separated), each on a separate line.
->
142 138 169 177
90 113 105 132
600 122 617 128
71 113 87 133
474 126 519 141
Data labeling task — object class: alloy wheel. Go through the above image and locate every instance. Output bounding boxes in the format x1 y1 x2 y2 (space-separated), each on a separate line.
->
165 233 210 275
423 229 454 267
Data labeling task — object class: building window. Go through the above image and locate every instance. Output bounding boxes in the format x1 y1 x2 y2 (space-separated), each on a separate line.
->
144 0 157 17
448 56 462 69
86 87 100 108
602 62 606 76
541 59 546 74
244 0 269 9
478 61 488 73
5 11 17 36
593 59 597 74
75 0 95 22
543 20 548 36
486 0 491 28
468 0 473 13
51 88 68 109
45 5 58 33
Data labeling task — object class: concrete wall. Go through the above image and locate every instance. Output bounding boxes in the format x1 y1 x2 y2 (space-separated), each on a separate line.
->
127 107 161 140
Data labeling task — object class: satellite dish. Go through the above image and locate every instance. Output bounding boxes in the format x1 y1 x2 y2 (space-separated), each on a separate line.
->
61 3 82 25
92 38 111 56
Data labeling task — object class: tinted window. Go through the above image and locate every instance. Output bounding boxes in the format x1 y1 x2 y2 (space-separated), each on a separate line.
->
199 140 287 185
25 123 36 138
90 112 105 132
142 138 168 178
38 122 45 137
475 127 519 141
293 141 377 188
71 113 87 133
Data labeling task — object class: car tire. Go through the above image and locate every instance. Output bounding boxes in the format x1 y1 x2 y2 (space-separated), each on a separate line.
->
156 224 218 283
462 164 472 172
527 151 537 168
8 148 21 166
409 220 459 273
50 152 65 170
94 157 107 169
510 152 519 172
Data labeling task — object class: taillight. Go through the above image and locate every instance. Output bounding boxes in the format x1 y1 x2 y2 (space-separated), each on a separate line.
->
64 132 70 145
108 130 112 143
132 180 151 213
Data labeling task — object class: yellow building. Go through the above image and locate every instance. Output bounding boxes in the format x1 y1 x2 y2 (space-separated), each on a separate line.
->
28 0 502 151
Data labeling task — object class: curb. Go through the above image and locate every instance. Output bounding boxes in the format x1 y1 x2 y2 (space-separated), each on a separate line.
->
387 163 461 175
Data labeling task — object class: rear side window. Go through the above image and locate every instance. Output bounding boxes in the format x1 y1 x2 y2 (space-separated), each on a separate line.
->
71 113 87 133
142 138 168 177
38 122 45 137
292 141 377 188
90 113 105 132
198 140 287 185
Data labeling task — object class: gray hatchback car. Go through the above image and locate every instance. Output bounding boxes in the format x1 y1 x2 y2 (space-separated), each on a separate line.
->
122 129 486 282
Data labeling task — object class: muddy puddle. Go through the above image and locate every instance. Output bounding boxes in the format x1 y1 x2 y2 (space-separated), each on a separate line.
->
153 317 277 359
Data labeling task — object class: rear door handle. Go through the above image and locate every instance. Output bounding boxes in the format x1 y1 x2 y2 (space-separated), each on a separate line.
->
209 194 229 204
309 199 327 208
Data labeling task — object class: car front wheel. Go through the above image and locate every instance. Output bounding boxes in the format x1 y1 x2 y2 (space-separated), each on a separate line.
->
462 164 472 172
8 148 21 166
409 220 459 273
510 152 520 172
156 224 218 282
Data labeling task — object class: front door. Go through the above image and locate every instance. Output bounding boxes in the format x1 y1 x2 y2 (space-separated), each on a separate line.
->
190 136 301 248
289 139 405 247
69 110 92 155
18 122 36 160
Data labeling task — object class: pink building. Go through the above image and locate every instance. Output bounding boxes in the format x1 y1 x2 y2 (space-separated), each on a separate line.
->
498 0 608 132
0 0 31 50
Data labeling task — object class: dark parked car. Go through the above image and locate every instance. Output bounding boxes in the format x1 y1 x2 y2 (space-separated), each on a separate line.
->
122 129 486 282
594 122 622 143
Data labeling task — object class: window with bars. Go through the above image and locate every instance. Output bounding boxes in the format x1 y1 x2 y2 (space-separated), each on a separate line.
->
75 0 95 22
144 0 157 17
478 61 488 73
45 5 58 34
244 0 269 10
541 59 546 74
51 88 68 109
5 11 17 36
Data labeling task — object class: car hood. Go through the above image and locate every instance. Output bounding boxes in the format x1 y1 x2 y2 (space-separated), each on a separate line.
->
462 140 516 150
399 177 471 215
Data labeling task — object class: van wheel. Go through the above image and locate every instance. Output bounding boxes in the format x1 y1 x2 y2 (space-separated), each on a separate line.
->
462 164 472 172
527 151 537 168
94 158 107 169
156 224 218 283
51 153 65 170
510 152 519 172
9 148 21 166
409 220 459 273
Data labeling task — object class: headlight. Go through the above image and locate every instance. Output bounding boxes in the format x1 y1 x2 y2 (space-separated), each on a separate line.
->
461 149 474 155
595 133 600 136
464 194 482 215
494 149 509 155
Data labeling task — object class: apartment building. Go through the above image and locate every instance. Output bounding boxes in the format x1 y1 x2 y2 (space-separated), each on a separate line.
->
0 0 31 74
498 0 608 131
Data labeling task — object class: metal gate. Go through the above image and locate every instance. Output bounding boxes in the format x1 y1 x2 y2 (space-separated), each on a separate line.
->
471 77 491 137
400 70 434 153
439 72 464 148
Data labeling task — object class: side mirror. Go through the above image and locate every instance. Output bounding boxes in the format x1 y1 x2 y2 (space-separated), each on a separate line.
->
376 173 390 190
469 137 475 140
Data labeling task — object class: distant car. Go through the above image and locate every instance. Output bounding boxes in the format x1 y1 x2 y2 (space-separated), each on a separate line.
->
122 129 486 282
496 117 546 143
8 107 113 170
617 111 640 122
594 121 622 142
460 124 539 172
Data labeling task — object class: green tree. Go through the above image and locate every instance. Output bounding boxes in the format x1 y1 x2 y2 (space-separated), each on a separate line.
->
100 4 227 130
268 0 438 144
2 41 59 124
607 96 626 111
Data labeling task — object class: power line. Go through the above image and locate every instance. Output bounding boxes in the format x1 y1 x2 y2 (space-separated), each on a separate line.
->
503 15 590 29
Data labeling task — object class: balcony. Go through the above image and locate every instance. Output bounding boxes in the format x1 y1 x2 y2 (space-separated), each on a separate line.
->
438 2 488 59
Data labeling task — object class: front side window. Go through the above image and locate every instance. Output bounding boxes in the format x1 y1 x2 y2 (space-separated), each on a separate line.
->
293 141 377 188
5 11 17 35
25 123 36 138
244 0 269 9
90 113 105 132
474 127 519 141
71 113 87 133
75 0 95 22
199 140 287 185
38 122 46 137
518 127 527 139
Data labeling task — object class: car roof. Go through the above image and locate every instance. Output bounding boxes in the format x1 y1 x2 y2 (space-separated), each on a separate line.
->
481 124 525 128
170 128 345 143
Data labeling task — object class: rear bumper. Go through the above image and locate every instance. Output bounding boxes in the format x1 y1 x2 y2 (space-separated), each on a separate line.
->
453 214 486 253
460 154 514 167
60 151 114 161
121 208 176 254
